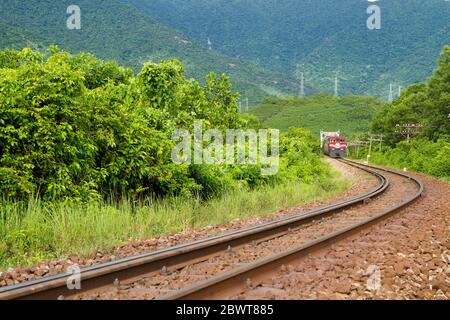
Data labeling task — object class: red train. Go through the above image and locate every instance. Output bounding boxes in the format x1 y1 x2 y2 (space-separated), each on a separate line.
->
320 131 348 158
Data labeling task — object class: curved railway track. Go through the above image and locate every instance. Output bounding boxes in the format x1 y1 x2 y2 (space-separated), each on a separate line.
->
0 159 424 300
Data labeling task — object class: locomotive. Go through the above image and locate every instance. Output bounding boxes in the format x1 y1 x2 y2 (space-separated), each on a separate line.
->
320 131 348 158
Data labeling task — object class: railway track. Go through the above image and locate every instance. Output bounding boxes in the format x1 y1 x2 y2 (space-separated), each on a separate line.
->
0 159 423 300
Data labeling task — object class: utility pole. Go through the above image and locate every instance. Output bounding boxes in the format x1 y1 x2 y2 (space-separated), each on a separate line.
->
299 72 305 97
398 86 402 98
369 134 384 152
395 124 423 143
388 82 393 103
349 141 369 158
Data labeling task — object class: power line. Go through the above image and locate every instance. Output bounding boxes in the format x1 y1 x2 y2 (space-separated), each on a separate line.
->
395 124 423 143
368 134 384 154
348 140 369 158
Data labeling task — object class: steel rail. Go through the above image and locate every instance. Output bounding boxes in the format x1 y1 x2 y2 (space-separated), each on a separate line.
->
157 159 424 300
0 159 390 300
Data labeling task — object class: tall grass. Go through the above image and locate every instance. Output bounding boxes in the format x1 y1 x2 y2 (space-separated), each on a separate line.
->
0 175 349 270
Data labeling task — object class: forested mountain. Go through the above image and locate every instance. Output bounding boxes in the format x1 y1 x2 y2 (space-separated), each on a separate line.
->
126 0 450 98
2 1 448 103
0 0 304 105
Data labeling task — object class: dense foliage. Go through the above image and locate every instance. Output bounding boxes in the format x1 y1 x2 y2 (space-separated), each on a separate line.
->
352 47 450 181
249 95 383 137
371 46 450 145
0 47 329 202
0 0 299 106
127 0 449 98
365 140 450 179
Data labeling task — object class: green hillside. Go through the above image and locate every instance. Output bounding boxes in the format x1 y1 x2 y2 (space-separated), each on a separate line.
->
0 0 304 105
127 0 450 98
249 95 384 137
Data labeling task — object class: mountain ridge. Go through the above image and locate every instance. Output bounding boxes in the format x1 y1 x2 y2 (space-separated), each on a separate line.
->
126 0 450 98
0 0 306 105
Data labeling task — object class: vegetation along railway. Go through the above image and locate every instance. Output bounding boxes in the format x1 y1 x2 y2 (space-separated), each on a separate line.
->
0 159 424 300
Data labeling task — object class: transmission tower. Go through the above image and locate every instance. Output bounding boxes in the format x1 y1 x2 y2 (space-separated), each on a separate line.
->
299 72 305 97
388 83 393 102
334 74 339 97
207 37 212 51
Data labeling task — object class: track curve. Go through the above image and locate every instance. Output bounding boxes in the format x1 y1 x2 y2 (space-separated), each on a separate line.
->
157 159 424 300
0 159 422 300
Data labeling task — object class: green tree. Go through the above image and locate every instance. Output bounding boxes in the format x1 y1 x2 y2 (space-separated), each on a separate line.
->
371 46 450 145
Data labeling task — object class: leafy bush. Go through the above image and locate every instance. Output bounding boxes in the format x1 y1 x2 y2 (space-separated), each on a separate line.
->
371 46 450 144
351 139 450 180
279 128 330 184
0 47 332 202
360 46 450 181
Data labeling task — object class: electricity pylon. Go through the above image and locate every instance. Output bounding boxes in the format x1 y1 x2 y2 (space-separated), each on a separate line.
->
299 72 305 97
